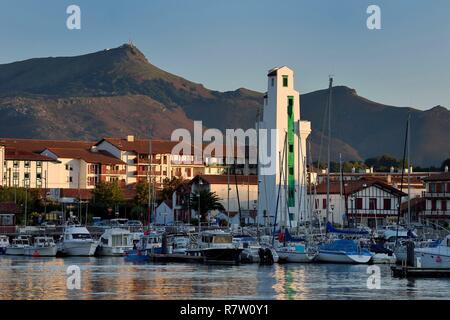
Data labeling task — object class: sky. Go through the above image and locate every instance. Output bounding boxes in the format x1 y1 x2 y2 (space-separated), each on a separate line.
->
0 0 449 110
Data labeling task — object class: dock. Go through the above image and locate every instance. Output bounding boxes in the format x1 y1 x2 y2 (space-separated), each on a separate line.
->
391 265 450 278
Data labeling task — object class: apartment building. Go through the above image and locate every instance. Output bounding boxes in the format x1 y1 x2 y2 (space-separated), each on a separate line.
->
422 171 450 224
311 179 406 227
0 145 4 186
2 147 57 188
95 135 205 188
41 148 126 189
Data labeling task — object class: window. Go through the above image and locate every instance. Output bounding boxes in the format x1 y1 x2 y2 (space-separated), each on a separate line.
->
429 183 436 193
13 160 19 168
442 200 447 211
369 198 377 210
69 176 73 183
431 199 437 210
436 183 442 193
289 167 294 175
289 144 294 153
447 183 450 193
355 198 363 210
65 164 69 171
282 75 288 87
315 199 319 209
24 161 30 168
383 199 391 210
271 78 274 87
24 173 30 179
322 199 327 209
36 161 42 168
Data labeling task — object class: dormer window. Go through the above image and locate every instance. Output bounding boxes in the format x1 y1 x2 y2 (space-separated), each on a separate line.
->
282 76 288 87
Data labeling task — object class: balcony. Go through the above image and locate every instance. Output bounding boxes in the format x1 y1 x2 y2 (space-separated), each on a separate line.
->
103 169 126 175
422 210 450 217
133 157 162 164
422 191 450 198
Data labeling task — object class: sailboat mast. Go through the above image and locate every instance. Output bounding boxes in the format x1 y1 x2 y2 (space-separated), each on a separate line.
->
407 114 411 225
326 77 333 227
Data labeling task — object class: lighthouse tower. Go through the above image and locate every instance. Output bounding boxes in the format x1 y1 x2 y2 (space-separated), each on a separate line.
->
257 66 311 227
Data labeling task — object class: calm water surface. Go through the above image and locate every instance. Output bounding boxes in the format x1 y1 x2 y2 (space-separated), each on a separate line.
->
0 256 449 300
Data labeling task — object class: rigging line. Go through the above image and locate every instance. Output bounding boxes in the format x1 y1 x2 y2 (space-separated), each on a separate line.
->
395 117 409 247
271 132 287 246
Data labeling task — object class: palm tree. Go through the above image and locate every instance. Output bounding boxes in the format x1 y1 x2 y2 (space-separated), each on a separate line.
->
190 190 225 222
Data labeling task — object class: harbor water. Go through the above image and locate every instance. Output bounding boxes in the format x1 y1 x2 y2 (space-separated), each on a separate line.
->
0 256 449 300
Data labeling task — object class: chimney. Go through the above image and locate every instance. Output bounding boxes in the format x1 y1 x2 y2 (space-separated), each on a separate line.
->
387 175 392 184
390 166 395 173
445 166 449 173
351 167 355 174
127 135 135 142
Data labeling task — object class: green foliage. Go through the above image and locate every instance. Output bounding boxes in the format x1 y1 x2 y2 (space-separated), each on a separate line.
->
190 190 225 222
365 155 401 171
134 180 152 207
160 177 184 201
92 181 124 209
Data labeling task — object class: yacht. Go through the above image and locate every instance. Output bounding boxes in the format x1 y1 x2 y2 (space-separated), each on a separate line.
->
167 233 189 254
414 235 450 269
5 235 31 256
97 228 133 256
186 230 243 265
0 235 9 254
24 236 57 257
125 232 162 262
59 225 98 256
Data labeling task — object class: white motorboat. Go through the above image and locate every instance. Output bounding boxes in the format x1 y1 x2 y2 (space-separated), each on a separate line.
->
0 235 9 254
59 225 98 256
316 239 373 264
97 228 133 256
5 235 31 256
414 235 450 269
234 235 279 264
277 243 317 263
24 236 57 257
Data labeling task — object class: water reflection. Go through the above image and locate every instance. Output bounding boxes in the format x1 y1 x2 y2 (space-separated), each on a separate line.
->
0 256 449 300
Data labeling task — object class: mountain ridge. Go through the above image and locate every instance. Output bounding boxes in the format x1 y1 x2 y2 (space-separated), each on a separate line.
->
0 44 449 166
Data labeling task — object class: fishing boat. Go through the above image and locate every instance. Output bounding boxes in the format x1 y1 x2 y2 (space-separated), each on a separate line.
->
59 225 98 256
316 239 373 264
97 228 133 256
23 236 57 257
414 235 450 269
0 235 9 255
186 230 243 265
5 235 31 256
167 233 189 254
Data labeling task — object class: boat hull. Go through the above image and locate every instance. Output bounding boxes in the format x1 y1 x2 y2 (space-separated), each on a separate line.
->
5 247 26 256
415 250 450 269
186 248 243 265
277 249 316 263
371 253 397 264
317 250 372 264
97 246 133 256
24 246 57 257
61 241 97 256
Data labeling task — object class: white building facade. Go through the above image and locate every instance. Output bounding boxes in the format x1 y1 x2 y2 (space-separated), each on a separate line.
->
257 66 311 227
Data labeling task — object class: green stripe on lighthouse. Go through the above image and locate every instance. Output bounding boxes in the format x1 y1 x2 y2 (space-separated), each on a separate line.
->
287 96 295 208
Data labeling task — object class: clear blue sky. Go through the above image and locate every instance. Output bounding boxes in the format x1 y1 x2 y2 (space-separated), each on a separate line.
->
1 0 449 110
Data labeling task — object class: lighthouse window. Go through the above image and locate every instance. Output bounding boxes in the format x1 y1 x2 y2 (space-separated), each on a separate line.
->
289 144 294 153
271 78 274 87
289 167 294 175
282 76 288 87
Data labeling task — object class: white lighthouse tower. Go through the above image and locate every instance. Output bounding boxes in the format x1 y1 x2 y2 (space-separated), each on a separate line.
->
257 66 311 228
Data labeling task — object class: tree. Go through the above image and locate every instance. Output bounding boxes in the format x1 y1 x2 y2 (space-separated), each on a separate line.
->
92 181 124 213
134 180 151 207
190 190 225 222
441 158 450 171
160 177 184 201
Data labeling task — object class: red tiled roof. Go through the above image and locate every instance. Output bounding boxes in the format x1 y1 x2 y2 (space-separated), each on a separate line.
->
192 174 258 185
97 138 194 155
0 138 94 153
45 148 124 165
423 172 450 182
312 179 407 197
0 202 21 215
5 147 56 161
